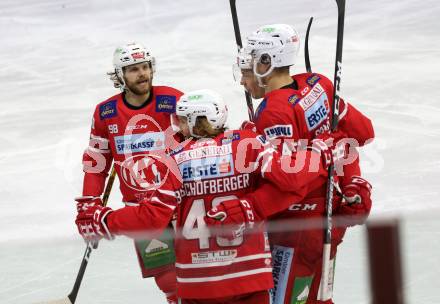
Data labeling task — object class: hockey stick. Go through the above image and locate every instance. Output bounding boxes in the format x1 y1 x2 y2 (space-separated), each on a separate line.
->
305 17 314 73
36 166 117 304
229 0 255 121
319 0 345 301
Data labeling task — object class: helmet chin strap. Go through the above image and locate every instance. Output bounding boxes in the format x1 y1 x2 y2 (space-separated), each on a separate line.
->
115 68 126 91
256 75 267 88
253 59 273 88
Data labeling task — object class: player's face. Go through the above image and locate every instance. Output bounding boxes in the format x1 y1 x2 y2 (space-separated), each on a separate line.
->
240 69 264 99
123 62 153 95
177 116 190 137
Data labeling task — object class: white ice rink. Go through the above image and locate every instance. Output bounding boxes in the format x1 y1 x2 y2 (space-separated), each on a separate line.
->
1 0 439 303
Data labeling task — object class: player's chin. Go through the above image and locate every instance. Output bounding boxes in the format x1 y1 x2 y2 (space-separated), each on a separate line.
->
132 82 151 95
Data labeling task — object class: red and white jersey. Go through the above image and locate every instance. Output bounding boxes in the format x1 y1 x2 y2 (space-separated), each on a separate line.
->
254 73 374 147
106 129 324 299
82 86 183 203
252 72 375 217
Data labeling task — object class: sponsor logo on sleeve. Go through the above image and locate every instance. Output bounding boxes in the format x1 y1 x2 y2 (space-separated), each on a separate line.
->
169 145 184 157
264 124 293 139
114 132 165 154
304 93 329 131
156 95 177 113
221 132 241 145
306 74 321 87
99 100 117 120
179 154 234 181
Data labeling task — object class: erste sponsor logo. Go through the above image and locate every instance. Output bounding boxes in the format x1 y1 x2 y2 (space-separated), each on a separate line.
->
304 93 329 131
179 154 234 181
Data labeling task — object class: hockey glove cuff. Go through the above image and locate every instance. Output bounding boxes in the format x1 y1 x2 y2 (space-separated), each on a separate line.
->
75 197 114 242
75 196 103 212
337 176 372 227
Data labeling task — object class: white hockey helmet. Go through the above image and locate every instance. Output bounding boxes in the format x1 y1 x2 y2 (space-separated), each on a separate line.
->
236 47 253 70
176 89 228 138
244 24 300 78
232 47 253 82
112 42 156 90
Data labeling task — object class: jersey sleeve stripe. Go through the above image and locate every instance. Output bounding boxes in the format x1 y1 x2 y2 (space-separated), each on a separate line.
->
124 202 139 207
176 268 272 283
338 100 348 120
87 146 110 154
90 134 109 143
260 155 274 178
254 147 276 171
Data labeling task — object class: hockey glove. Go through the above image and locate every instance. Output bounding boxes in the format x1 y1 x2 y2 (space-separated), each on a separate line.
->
75 196 113 242
75 196 102 212
337 176 372 227
205 198 260 240
240 120 257 133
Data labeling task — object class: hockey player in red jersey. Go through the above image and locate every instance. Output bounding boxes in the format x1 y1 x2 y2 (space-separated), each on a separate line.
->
230 24 375 304
78 42 183 303
75 89 336 303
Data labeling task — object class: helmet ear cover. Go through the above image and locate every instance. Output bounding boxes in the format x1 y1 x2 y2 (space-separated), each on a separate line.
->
260 53 271 65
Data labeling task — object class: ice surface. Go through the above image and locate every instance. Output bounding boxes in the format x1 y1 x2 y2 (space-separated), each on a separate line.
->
1 0 439 303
